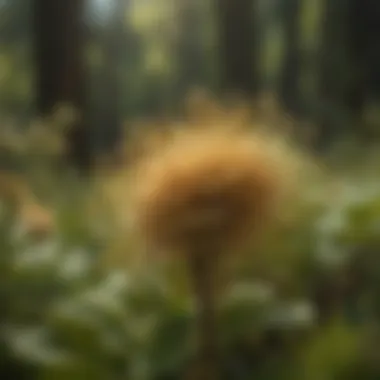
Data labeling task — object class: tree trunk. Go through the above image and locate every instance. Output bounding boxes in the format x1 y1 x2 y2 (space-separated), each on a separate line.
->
345 0 380 140
278 0 301 116
345 0 367 125
216 0 257 97
92 0 124 158
33 0 90 171
316 0 349 148
175 0 204 100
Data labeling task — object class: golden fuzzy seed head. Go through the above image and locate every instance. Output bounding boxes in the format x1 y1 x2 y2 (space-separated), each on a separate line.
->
128 126 297 256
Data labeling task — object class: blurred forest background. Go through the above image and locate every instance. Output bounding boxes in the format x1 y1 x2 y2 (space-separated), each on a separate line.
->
2 0 380 162
2 0 380 379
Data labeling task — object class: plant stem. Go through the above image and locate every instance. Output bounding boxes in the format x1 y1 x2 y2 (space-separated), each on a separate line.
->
188 251 220 380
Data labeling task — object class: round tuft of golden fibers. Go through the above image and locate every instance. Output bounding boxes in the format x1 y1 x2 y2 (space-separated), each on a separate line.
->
129 126 297 257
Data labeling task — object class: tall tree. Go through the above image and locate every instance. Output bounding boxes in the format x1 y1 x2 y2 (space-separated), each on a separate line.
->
278 0 301 116
33 0 90 171
316 0 350 147
318 0 380 143
345 0 380 138
345 0 367 128
216 0 257 96
174 0 205 99
91 0 124 157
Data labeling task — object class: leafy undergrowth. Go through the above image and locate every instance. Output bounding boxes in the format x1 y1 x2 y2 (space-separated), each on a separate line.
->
1 150 380 380
1 107 380 379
